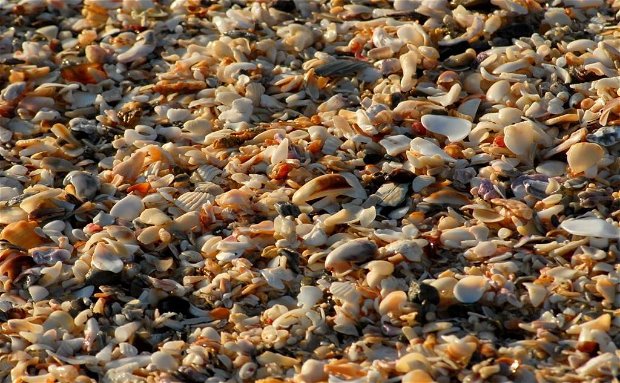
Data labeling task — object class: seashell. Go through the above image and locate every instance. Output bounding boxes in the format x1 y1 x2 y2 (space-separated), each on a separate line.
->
151 351 179 372
366 182 409 207
325 239 378 272
216 189 253 211
115 321 141 342
113 150 146 183
409 137 455 162
428 83 462 107
486 80 510 104
423 189 470 206
110 194 144 221
314 60 370 77
117 31 155 63
175 191 212 212
380 135 412 156
298 286 323 308
29 247 71 265
523 283 547 307
504 121 534 156
63 171 100 201
378 290 408 317
300 360 327 383
472 208 503 223
91 243 124 273
559 217 620 239
453 275 488 303
366 260 394 288
421 114 472 142
1 220 45 249
443 49 476 71
139 208 172 225
457 98 481 120
586 126 620 147
402 370 434 383
566 143 604 173
292 173 366 206
536 161 567 177
396 352 430 373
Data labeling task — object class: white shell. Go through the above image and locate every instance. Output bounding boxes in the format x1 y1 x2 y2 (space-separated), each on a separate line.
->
409 137 455 162
566 142 604 173
380 135 412 156
298 286 323 308
421 114 472 142
175 191 212 212
453 275 488 303
504 121 534 156
139 208 172 225
486 80 510 103
560 217 620 239
110 195 144 221
92 243 124 273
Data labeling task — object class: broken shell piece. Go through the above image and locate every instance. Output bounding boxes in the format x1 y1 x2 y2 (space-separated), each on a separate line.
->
566 142 604 174
380 135 412 156
453 275 488 303
523 283 547 307
560 217 620 239
421 114 472 142
324 239 378 273
409 137 455 162
292 173 366 206
423 189 470 206
1 220 45 249
504 121 534 156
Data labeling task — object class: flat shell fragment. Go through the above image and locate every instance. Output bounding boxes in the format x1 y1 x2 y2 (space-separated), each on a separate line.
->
560 218 620 239
421 114 472 142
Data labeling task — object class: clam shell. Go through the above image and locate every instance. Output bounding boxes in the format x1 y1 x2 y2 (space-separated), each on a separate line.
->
91 243 124 273
504 121 534 156
110 195 144 221
453 275 488 303
325 239 378 272
566 142 604 173
421 114 472 142
560 217 620 239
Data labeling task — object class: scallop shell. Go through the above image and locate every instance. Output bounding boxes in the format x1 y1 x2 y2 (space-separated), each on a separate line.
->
421 114 472 142
175 191 213 212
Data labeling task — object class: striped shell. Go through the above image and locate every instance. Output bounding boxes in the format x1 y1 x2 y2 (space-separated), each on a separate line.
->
193 165 222 182
174 191 213 212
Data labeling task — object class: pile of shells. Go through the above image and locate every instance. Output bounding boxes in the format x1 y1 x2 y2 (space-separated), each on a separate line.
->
1 0 620 382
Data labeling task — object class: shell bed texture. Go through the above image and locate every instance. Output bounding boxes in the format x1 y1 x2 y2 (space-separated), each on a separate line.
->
1 0 620 382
